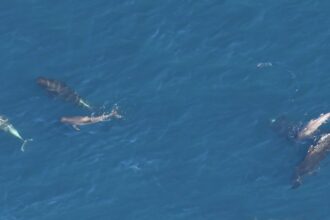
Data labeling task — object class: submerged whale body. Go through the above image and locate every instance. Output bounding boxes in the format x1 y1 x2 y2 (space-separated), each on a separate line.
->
270 116 301 141
0 115 32 151
292 133 330 189
36 76 92 110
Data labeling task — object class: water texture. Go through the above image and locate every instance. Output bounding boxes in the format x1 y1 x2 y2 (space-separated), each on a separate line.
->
1 0 330 219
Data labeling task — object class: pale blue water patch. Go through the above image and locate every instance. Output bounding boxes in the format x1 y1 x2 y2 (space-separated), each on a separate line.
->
1 0 330 219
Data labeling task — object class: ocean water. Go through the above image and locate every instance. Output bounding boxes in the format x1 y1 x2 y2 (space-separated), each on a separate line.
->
1 0 330 219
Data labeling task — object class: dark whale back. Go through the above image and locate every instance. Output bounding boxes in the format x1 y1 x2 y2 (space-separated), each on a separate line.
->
36 77 85 107
292 133 330 188
270 116 301 141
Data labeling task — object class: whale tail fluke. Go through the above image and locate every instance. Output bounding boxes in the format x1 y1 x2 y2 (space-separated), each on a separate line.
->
21 138 33 152
291 173 303 189
291 178 302 189
79 99 93 110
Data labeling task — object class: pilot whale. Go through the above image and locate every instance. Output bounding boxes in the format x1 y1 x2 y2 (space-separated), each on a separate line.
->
297 113 330 140
271 113 330 141
60 107 122 131
292 133 330 188
36 76 92 110
0 115 32 151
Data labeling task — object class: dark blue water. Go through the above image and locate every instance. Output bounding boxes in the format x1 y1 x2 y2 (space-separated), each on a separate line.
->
1 0 330 219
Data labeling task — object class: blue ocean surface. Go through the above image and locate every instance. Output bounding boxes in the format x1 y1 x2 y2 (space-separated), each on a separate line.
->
1 0 330 219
